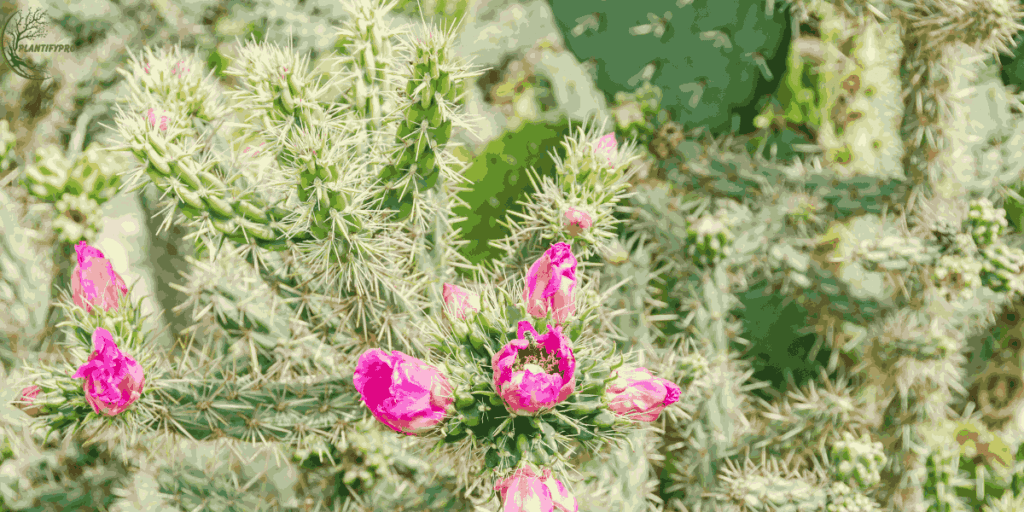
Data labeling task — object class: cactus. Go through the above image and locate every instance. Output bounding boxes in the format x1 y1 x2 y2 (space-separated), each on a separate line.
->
8 0 1024 509
547 0 791 134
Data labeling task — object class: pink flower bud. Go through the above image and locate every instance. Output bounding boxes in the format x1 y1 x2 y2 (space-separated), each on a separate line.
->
71 241 128 314
72 328 145 417
564 208 593 237
353 349 454 435
143 62 151 74
146 108 170 131
492 321 576 415
522 243 578 325
442 283 479 320
15 385 42 417
605 367 681 422
494 465 578 512
594 132 618 167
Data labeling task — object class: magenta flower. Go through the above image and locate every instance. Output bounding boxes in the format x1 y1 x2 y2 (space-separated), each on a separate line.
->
71 241 128 314
353 349 455 436
72 328 145 417
15 385 42 417
494 465 578 512
594 132 618 167
443 283 479 320
522 243 578 325
492 321 575 415
605 367 681 422
146 108 170 131
564 208 593 237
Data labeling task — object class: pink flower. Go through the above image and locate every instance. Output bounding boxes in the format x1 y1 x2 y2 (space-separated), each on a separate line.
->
522 243 578 324
492 321 575 415
605 367 681 422
72 328 145 417
594 132 617 167
443 283 479 320
494 465 578 512
15 385 42 417
564 208 593 237
353 349 454 436
146 108 170 131
71 241 128 314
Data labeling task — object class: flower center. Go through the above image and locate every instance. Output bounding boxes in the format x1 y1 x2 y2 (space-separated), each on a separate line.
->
513 343 560 376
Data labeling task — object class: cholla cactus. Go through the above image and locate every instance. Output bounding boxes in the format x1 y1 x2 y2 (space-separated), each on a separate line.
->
966 198 1010 248
10 0 1024 508
830 432 887 489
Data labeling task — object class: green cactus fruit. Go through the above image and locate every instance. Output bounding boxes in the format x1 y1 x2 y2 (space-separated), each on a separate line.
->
547 0 791 134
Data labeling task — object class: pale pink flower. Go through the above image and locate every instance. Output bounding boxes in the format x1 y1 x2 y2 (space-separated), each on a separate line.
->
146 108 170 131
594 132 618 167
492 321 575 415
71 241 128 314
564 208 593 237
15 385 42 417
494 465 578 512
353 349 454 435
72 328 145 417
522 243 577 324
605 367 681 422
171 60 191 77
243 142 266 157
443 283 479 320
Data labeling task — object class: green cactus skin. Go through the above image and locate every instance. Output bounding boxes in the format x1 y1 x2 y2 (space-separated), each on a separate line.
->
547 0 792 135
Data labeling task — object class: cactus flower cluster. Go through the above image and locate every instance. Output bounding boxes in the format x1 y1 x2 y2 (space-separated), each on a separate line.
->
351 239 680 510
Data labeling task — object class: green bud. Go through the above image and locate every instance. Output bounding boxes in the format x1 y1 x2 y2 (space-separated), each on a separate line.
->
568 402 600 418
516 433 530 457
462 406 482 427
485 447 501 469
454 390 475 409
488 393 504 407
592 410 616 428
